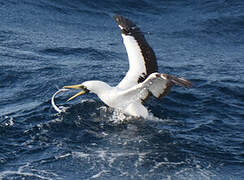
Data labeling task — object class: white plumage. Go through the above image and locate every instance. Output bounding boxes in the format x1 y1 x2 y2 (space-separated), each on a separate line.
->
117 34 147 89
52 15 192 118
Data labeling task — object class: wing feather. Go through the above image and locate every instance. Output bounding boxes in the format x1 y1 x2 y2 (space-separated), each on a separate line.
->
120 73 192 102
114 15 158 89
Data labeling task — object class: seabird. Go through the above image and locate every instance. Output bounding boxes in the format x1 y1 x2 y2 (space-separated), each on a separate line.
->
54 15 192 118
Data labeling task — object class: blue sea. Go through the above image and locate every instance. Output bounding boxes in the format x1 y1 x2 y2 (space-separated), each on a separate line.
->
0 0 243 179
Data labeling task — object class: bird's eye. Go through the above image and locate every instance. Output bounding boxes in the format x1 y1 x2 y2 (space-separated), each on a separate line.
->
81 85 86 90
81 85 89 92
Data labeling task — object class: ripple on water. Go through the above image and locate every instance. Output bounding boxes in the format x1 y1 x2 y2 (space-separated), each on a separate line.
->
1 0 244 178
1 97 240 179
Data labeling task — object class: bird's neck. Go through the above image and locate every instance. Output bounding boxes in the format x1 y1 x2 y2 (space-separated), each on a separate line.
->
88 81 112 95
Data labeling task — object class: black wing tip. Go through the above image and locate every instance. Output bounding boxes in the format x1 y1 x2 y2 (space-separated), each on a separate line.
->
173 77 193 88
114 14 139 34
163 74 193 88
114 14 135 26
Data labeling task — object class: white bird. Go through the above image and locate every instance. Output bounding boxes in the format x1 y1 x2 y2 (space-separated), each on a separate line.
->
61 15 192 118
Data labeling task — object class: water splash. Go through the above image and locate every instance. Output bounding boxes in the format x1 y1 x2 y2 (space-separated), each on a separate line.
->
0 162 59 180
0 116 14 127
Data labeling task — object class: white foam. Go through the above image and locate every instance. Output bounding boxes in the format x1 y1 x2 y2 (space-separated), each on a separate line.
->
0 162 58 180
90 170 109 179
1 116 14 127
72 151 90 158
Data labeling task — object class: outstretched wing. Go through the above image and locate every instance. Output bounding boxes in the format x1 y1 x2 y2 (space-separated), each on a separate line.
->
120 73 192 102
114 15 158 90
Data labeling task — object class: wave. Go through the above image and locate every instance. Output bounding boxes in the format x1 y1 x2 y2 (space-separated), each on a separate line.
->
39 47 117 58
1 0 243 178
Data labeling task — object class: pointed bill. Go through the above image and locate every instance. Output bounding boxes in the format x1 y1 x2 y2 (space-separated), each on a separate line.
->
63 84 82 89
63 84 87 102
66 90 86 102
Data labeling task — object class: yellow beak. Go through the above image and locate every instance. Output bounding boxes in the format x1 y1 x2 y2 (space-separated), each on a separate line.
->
63 84 87 102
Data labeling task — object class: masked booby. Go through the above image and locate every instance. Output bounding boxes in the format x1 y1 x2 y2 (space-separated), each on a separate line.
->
53 15 192 118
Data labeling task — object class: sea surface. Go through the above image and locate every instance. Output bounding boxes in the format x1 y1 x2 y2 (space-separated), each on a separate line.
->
0 0 244 179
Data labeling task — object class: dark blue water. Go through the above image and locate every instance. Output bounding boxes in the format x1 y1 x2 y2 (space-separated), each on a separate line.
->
1 0 244 179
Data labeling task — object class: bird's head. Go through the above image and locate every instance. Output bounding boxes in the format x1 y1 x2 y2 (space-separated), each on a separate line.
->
63 80 110 102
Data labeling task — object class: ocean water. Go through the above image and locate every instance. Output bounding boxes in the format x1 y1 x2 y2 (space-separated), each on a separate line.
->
0 0 244 179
